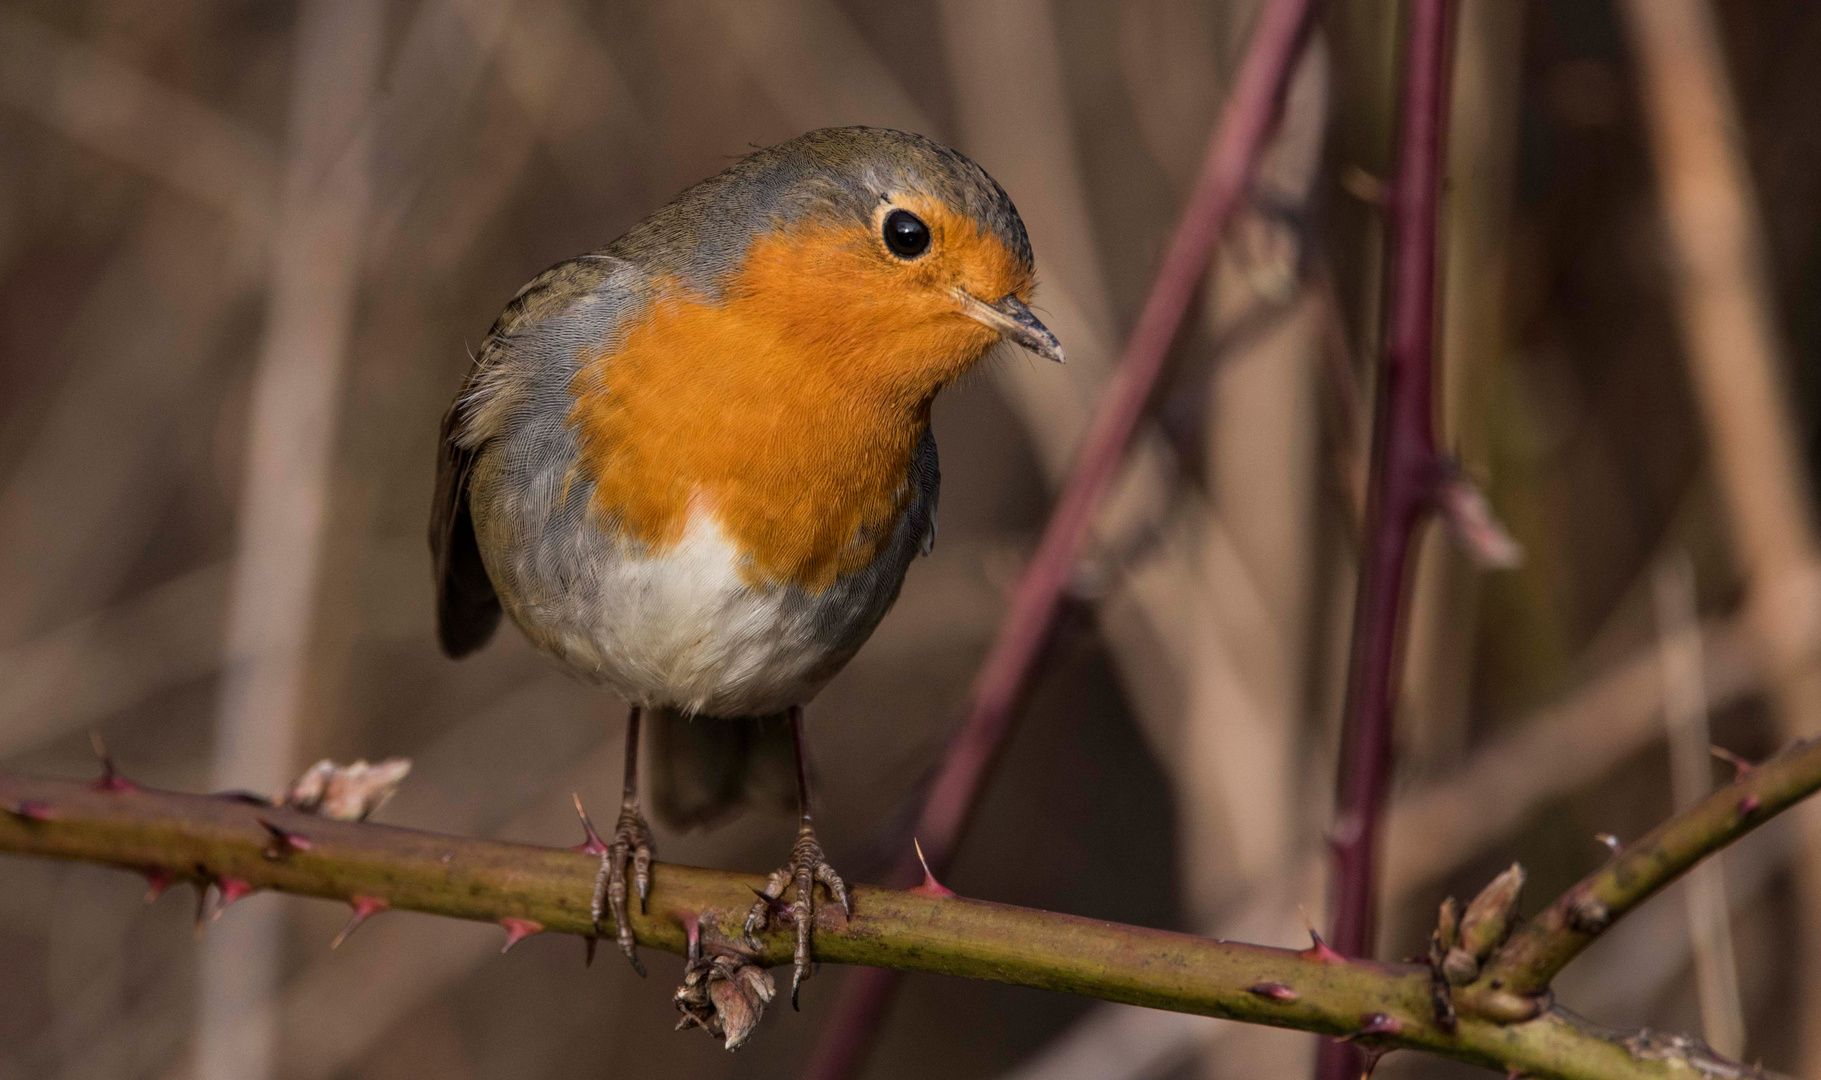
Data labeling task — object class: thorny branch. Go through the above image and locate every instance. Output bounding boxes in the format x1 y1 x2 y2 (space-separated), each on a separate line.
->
1466 735 1821 1011
1321 2 1458 1076
0 744 1810 1080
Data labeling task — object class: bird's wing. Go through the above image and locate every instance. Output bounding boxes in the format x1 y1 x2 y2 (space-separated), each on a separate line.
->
430 254 622 657
913 424 940 557
430 394 498 657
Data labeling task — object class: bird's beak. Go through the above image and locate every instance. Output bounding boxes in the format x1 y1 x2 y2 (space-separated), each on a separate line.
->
955 290 1065 364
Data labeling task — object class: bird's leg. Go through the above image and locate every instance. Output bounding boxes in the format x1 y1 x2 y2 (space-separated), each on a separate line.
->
591 705 655 975
743 705 850 1008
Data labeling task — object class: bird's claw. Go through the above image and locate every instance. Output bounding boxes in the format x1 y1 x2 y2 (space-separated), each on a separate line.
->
743 825 851 1008
590 800 655 976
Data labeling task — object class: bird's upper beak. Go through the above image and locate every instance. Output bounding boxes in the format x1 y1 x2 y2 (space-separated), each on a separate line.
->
955 290 1065 364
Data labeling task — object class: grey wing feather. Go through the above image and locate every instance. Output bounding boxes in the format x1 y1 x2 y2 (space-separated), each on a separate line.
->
430 253 622 658
914 426 940 556
430 395 500 657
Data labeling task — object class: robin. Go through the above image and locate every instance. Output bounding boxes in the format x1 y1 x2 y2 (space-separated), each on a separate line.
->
429 126 1062 1002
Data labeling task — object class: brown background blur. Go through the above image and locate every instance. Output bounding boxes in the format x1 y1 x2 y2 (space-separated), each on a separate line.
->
1 1 1818 1078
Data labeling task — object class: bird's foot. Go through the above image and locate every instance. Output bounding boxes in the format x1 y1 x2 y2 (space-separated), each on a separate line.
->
590 800 654 975
744 824 851 1008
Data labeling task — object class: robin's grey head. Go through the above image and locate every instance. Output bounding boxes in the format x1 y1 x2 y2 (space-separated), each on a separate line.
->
610 127 1061 372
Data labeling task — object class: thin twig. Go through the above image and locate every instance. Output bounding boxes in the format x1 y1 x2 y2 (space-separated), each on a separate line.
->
1318 5 1454 1076
0 767 1794 1080
1466 735 1821 1012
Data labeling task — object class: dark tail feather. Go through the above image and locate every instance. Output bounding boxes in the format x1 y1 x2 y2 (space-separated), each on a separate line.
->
646 708 797 831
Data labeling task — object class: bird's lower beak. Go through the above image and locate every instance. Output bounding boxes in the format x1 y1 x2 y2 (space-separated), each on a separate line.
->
955 290 1065 364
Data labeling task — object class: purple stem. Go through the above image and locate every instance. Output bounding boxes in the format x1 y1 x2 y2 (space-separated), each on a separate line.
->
803 2 1322 1077
1317 2 1453 1079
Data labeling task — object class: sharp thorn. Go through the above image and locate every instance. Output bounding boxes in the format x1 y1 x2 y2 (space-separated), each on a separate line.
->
1301 926 1347 965
908 838 956 898
572 793 609 856
1710 744 1754 781
499 917 544 953
192 882 213 935
331 895 389 949
1246 981 1298 1001
1594 832 1622 854
213 877 256 917
142 867 173 903
89 732 137 793
258 818 312 858
1738 793 1762 816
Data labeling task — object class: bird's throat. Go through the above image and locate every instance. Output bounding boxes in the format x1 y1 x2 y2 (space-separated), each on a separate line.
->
568 279 948 592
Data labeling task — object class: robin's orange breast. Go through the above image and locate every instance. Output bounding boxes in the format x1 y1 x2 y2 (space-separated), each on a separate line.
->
567 205 1029 591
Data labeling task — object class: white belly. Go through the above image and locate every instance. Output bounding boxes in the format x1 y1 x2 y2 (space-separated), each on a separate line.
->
504 513 860 716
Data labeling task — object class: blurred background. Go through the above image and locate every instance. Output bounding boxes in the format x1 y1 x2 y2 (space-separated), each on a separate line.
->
1 0 1819 1077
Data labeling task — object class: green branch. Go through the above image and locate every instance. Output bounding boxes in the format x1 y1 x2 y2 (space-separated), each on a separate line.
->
1466 735 1821 1012
0 767 1790 1079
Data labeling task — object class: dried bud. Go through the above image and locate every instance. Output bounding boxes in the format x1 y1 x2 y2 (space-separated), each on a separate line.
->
1459 863 1525 961
1434 896 1460 953
284 758 411 822
1442 946 1480 986
674 952 776 1050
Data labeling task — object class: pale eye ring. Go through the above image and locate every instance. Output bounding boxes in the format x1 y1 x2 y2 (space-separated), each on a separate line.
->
883 209 931 258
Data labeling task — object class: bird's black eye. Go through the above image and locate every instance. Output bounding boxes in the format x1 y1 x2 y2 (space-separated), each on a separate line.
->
883 209 930 258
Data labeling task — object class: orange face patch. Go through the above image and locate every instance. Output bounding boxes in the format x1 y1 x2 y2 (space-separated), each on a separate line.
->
569 205 1031 591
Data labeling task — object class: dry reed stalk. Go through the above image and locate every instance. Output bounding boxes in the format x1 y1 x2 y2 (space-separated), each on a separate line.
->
1620 0 1821 1065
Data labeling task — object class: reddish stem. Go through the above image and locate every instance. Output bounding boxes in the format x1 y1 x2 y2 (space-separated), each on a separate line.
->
803 1 1321 1077
1318 3 1454 1079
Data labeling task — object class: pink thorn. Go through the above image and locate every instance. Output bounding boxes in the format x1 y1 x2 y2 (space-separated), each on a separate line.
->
89 733 137 793
332 895 389 949
1738 794 1761 816
212 878 256 918
908 839 956 898
1711 745 1754 782
1301 929 1347 965
681 910 702 961
499 917 545 953
571 794 609 856
259 818 313 856
93 770 138 794
6 799 55 821
1246 981 1299 1001
142 867 173 903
